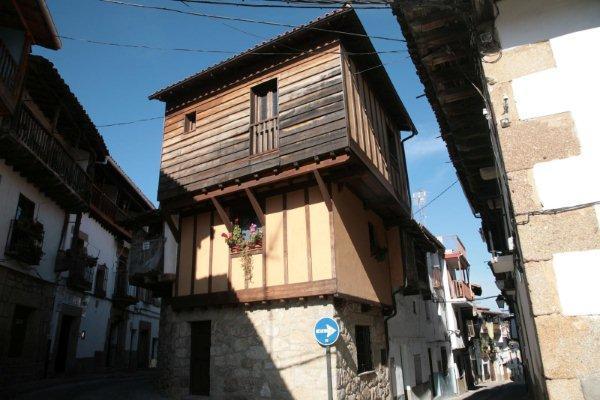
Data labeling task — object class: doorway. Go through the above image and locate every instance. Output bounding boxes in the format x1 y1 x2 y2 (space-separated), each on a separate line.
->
137 327 150 368
55 315 74 373
190 321 211 396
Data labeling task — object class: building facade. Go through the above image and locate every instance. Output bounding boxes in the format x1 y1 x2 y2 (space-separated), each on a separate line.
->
148 8 437 399
393 1 600 399
0 1 160 385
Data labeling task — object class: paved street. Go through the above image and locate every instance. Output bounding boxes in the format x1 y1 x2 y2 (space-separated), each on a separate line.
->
10 371 166 400
456 381 531 400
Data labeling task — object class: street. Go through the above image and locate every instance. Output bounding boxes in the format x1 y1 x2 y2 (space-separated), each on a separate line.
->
11 372 167 400
7 371 530 400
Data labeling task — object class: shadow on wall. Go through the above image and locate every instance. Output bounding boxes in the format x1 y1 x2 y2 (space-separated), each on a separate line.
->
158 274 334 399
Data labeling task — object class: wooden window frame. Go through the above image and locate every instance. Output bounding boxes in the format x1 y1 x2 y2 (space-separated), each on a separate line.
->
184 111 196 133
250 79 279 155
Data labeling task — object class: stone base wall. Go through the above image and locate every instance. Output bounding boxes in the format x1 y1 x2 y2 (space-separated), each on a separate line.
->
0 267 55 386
158 298 390 399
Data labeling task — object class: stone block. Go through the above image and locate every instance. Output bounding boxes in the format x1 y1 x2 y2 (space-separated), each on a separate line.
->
581 374 600 400
516 207 600 261
535 314 600 379
546 379 584 400
483 41 555 83
507 169 542 214
523 260 561 316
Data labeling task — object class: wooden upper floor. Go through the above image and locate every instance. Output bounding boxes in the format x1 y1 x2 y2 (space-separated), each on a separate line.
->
0 0 60 116
153 8 414 214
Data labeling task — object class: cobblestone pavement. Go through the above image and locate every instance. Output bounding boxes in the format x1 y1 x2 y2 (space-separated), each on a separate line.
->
10 371 166 400
456 381 531 400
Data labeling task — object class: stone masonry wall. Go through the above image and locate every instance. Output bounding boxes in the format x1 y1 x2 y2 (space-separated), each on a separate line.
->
484 6 600 399
0 267 55 386
158 297 390 399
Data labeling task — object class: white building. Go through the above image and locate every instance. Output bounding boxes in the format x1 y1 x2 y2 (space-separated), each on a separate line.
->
0 12 160 381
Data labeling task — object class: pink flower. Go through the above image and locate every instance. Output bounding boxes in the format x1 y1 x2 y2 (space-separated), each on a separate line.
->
249 223 257 233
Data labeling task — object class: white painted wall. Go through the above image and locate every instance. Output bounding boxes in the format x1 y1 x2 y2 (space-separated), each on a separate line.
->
497 0 600 317
0 160 66 282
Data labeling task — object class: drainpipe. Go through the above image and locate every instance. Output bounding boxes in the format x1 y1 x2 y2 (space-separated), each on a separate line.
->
401 128 418 144
385 286 409 400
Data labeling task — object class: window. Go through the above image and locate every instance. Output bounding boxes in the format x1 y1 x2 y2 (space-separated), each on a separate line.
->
250 79 279 154
228 203 263 252
355 325 373 373
184 112 196 133
413 354 423 384
252 79 278 123
95 264 107 298
8 305 33 357
15 194 35 221
440 346 448 375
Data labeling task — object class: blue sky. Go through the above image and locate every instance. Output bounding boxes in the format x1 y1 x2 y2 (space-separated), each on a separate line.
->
37 0 500 309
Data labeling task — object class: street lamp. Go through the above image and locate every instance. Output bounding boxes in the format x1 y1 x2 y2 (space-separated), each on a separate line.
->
496 295 505 309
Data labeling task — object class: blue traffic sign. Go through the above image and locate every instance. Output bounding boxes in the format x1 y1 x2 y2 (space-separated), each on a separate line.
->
314 317 340 346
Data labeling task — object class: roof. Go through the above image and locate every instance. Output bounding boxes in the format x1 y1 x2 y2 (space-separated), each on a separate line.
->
107 156 155 210
391 1 507 252
150 6 414 132
26 55 108 158
0 0 61 50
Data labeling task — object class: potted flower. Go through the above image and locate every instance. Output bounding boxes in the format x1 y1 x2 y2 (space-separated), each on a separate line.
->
222 221 263 281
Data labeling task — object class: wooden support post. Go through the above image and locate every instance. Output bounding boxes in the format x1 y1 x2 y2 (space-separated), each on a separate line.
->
313 170 332 211
244 188 265 226
160 208 180 243
211 197 233 232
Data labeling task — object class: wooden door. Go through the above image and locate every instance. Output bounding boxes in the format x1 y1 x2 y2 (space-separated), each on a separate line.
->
137 328 150 368
190 321 211 395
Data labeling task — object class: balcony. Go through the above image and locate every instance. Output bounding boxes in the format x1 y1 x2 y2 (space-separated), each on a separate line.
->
0 39 22 115
113 269 138 308
0 106 91 211
90 185 132 238
250 116 278 155
55 249 97 292
451 280 475 301
4 219 44 265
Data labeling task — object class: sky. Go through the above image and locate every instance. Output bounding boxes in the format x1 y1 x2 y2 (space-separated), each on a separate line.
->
37 0 501 310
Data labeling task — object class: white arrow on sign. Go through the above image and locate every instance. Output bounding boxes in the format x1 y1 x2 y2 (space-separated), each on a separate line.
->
316 324 337 338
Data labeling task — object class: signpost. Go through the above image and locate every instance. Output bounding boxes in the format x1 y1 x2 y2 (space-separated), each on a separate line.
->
314 317 340 400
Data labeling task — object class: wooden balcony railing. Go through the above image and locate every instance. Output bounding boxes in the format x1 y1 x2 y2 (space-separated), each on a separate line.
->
452 280 475 301
6 106 91 201
250 116 278 155
0 39 18 94
90 185 129 223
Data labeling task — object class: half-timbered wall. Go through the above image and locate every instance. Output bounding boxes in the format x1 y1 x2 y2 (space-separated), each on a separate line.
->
159 43 348 201
175 185 333 298
342 52 410 206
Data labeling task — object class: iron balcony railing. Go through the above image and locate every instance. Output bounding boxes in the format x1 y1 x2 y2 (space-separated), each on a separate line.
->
4 218 44 265
250 116 278 155
55 249 97 292
0 39 19 94
7 106 91 201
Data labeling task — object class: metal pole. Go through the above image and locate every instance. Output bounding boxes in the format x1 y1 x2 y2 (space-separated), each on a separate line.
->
326 346 333 400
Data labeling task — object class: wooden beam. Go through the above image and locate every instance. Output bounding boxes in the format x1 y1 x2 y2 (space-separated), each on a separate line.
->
211 197 233 231
313 170 332 211
160 208 180 243
244 188 265 226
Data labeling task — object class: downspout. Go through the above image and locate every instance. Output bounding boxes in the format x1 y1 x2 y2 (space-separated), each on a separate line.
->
385 287 409 400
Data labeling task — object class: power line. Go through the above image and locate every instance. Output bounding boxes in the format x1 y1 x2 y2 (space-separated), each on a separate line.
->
169 0 390 9
97 116 164 127
59 35 407 56
413 179 459 215
99 0 406 42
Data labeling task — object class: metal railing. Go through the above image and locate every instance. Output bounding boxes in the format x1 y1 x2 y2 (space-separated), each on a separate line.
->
4 219 44 265
0 39 18 94
7 106 91 201
250 116 278 155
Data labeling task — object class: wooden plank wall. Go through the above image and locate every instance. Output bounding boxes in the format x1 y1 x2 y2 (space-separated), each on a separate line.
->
175 185 333 298
341 52 410 205
159 43 349 201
